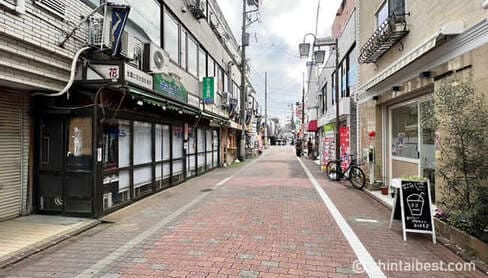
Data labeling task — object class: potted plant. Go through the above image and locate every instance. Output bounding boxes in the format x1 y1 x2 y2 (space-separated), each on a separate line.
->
380 184 389 195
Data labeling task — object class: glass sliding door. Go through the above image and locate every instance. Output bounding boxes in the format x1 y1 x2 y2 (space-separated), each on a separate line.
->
389 97 436 187
206 129 212 170
212 129 219 168
390 103 420 180
197 128 205 174
172 125 184 184
187 127 197 178
133 121 153 198
419 99 436 202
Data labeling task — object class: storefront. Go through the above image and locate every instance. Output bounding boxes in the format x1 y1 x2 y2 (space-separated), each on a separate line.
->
34 60 222 218
358 20 488 202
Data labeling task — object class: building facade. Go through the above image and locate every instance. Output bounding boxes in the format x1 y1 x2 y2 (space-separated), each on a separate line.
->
316 0 359 168
357 0 488 201
0 0 258 220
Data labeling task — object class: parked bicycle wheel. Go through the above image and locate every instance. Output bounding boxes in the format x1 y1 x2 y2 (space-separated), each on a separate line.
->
326 161 340 181
349 166 366 189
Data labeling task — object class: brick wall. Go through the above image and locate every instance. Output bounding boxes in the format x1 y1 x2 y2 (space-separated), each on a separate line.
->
0 0 95 91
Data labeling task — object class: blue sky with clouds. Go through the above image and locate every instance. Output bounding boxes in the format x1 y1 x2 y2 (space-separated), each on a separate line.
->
216 0 342 125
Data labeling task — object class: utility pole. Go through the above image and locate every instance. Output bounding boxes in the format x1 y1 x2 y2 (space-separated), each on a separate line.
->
334 38 340 161
301 72 305 139
264 72 268 148
239 0 247 161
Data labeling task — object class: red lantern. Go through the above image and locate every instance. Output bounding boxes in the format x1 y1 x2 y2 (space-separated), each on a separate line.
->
368 130 376 137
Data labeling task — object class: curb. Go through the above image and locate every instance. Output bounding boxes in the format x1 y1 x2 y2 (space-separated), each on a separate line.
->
0 219 100 269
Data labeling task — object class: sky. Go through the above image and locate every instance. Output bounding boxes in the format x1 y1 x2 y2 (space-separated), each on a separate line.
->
215 0 342 126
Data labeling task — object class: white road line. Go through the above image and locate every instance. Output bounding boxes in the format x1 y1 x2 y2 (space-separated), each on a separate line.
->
77 158 259 278
355 218 379 223
297 158 386 278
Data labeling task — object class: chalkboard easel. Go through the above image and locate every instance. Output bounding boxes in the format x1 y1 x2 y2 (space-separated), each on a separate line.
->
389 179 436 244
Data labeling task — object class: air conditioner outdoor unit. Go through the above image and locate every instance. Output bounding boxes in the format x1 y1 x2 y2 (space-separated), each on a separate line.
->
221 92 230 108
87 16 134 60
143 43 170 74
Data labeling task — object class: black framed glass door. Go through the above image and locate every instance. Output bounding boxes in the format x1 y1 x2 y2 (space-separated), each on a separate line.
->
37 116 94 216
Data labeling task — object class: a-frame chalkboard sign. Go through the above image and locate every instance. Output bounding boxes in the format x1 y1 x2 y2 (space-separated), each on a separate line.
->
389 179 436 243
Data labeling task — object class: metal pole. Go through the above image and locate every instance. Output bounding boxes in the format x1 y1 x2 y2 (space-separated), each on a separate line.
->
334 38 340 161
302 72 305 139
239 0 247 161
264 72 268 148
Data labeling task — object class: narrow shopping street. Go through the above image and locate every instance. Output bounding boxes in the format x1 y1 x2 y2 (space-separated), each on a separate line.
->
0 147 483 278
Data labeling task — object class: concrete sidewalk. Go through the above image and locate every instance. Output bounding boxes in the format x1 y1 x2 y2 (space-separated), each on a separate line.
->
0 215 99 268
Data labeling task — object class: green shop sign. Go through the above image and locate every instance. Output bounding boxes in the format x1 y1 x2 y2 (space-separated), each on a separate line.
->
202 77 215 104
153 73 188 103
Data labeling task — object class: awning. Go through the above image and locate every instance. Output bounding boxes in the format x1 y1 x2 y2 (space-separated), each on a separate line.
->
129 86 199 115
307 120 318 132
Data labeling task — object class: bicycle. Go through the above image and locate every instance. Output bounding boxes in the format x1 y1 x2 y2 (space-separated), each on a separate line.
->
325 154 366 189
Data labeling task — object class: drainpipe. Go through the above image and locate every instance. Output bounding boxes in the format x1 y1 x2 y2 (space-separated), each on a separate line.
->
32 46 91 97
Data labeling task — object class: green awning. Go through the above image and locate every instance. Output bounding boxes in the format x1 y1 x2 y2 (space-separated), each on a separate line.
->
129 87 199 115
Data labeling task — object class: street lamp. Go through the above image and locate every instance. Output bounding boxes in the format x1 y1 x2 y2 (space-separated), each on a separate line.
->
298 33 341 162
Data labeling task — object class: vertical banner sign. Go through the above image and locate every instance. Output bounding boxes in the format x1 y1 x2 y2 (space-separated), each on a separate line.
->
202 77 215 104
110 5 130 57
339 127 350 170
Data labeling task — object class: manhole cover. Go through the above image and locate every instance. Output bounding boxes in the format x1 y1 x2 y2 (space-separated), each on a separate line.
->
200 188 213 192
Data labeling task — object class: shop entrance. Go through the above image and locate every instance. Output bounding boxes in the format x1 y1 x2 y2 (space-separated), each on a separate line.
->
37 117 93 216
388 97 436 201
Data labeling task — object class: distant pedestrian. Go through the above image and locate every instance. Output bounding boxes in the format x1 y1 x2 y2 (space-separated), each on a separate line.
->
295 139 302 156
307 138 313 158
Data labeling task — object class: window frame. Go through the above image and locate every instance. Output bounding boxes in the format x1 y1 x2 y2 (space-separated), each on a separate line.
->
375 0 388 28
35 0 65 18
187 35 198 78
163 8 180 64
0 0 24 13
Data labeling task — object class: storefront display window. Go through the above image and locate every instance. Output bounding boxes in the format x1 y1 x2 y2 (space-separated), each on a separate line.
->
391 103 419 159
102 120 132 210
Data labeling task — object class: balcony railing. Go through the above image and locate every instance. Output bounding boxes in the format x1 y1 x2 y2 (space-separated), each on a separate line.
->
358 14 409 64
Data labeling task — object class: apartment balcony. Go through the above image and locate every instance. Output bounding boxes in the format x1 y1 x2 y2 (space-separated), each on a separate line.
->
359 14 409 64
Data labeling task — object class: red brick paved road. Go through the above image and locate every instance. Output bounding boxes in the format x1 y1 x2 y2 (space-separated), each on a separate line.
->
0 147 484 277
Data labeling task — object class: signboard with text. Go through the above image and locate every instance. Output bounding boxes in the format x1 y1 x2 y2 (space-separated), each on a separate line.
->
390 179 436 243
153 73 188 103
202 77 215 104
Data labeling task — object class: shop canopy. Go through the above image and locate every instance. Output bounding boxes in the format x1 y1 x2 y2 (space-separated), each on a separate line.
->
307 120 318 132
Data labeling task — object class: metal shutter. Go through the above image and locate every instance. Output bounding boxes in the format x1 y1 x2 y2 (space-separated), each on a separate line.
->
0 91 23 221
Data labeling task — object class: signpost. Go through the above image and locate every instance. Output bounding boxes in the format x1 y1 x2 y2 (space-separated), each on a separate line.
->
389 178 436 243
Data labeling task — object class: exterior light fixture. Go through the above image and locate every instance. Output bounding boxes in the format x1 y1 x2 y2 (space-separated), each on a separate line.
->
195 114 199 118
313 50 326 64
178 109 183 114
137 100 143 106
299 43 311 58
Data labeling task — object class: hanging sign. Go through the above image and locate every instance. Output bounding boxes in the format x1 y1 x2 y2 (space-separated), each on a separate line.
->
202 77 215 104
109 4 131 57
389 179 436 243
